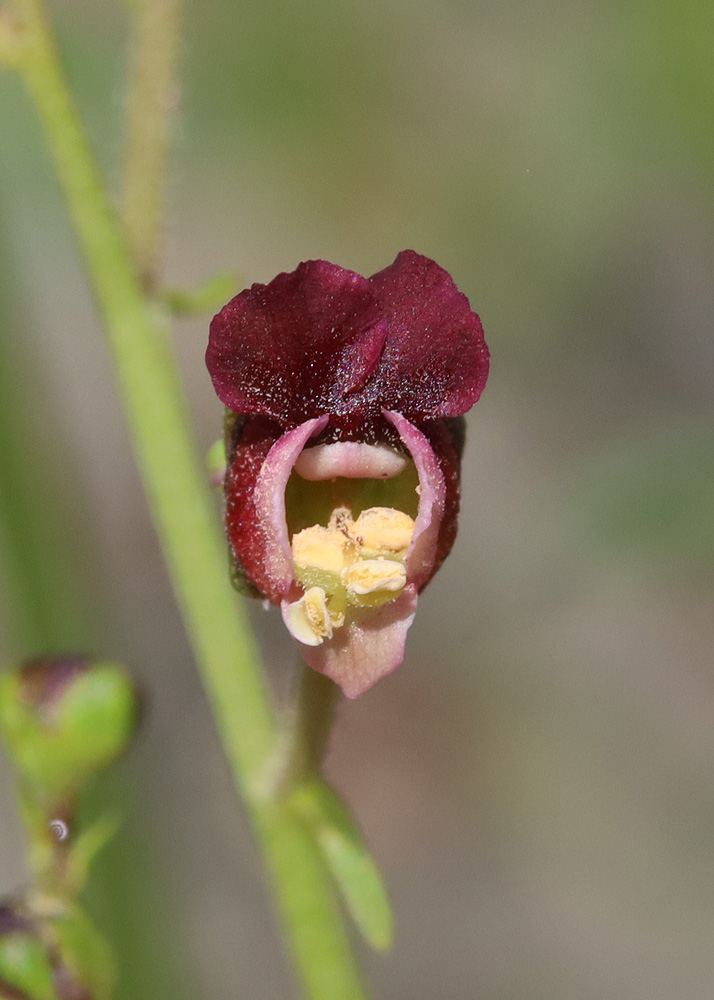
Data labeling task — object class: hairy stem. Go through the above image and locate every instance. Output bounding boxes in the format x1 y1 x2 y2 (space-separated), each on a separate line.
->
122 0 182 290
8 2 368 997
13 0 274 780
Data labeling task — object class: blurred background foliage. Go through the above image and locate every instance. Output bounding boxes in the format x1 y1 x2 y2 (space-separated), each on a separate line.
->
1 0 713 997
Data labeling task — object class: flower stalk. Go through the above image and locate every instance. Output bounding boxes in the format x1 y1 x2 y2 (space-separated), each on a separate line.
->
4 1 373 996
270 662 342 796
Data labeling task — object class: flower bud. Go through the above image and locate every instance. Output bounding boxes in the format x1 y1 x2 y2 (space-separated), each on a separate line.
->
0 657 139 801
0 902 56 999
0 896 114 1000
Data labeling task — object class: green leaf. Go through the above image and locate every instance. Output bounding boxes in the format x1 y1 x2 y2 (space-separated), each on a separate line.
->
292 780 394 952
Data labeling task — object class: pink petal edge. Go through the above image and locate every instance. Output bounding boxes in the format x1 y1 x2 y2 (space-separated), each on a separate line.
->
253 415 329 594
383 409 447 589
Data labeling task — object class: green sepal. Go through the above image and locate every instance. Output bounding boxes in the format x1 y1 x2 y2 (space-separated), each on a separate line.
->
291 780 394 952
206 439 227 488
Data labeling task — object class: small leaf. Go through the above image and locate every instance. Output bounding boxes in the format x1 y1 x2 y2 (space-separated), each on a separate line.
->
163 272 239 316
65 813 120 893
291 780 394 952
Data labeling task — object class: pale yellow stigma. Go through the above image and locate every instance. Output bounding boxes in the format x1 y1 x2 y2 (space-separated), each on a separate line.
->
283 586 334 646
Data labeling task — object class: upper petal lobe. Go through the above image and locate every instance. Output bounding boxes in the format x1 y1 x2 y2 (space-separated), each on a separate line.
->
206 260 387 425
368 250 489 420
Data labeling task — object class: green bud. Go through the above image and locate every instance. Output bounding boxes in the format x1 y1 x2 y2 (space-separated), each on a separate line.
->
0 903 56 999
0 897 114 1000
0 657 139 800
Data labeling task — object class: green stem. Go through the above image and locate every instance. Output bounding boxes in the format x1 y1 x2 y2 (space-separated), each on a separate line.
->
0 209 192 1000
257 803 366 1000
122 0 182 290
14 0 273 783
8 3 369 997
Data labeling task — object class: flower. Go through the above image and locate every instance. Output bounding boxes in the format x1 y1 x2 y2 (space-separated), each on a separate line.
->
206 250 489 697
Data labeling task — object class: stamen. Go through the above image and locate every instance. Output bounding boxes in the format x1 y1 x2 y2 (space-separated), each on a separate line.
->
342 559 407 598
289 504 416 640
284 586 334 646
292 525 352 578
350 507 414 558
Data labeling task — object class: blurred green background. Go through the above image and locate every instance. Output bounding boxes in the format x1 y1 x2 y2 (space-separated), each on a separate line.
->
1 0 713 997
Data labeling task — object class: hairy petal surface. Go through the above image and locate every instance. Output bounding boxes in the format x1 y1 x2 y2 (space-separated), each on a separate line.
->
224 416 283 601
368 250 489 420
252 415 329 596
382 410 446 589
289 585 419 698
207 260 387 424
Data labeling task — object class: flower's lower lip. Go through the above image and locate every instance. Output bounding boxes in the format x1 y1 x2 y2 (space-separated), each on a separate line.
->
294 442 408 481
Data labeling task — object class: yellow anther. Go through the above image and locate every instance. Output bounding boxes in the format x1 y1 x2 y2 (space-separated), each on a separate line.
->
292 524 353 578
351 507 415 558
304 587 334 637
284 586 333 646
290 504 414 631
342 558 407 598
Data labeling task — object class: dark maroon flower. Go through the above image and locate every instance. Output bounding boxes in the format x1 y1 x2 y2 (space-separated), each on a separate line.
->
206 250 489 697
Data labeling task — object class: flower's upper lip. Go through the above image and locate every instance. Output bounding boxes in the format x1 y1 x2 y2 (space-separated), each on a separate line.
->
206 250 489 428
